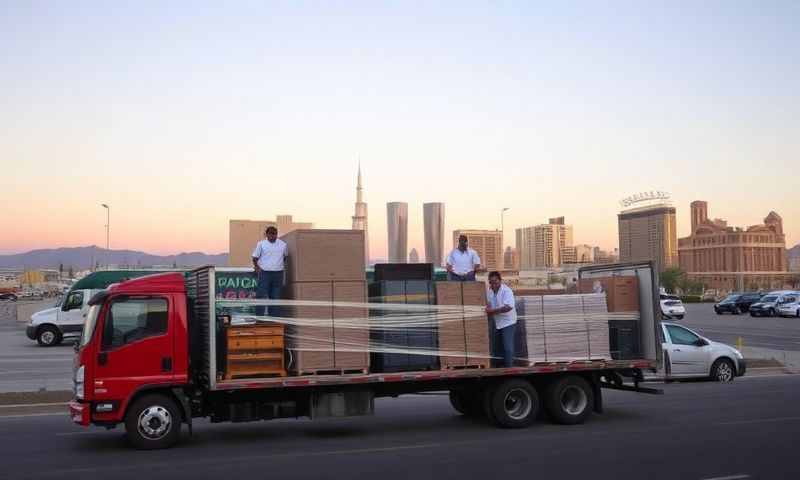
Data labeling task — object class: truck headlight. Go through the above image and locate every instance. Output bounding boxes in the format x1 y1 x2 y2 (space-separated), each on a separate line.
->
74 365 85 399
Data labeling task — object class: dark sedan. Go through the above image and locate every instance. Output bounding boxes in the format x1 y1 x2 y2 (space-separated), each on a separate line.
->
714 293 762 315
0 293 18 302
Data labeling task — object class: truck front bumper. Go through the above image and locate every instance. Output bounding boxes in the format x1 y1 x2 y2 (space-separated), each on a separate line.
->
69 401 90 426
25 326 36 340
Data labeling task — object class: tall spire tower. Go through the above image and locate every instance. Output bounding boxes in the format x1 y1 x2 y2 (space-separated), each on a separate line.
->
352 161 369 264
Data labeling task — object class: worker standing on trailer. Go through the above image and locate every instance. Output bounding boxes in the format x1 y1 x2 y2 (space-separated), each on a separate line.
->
446 234 482 281
486 271 517 368
252 226 288 316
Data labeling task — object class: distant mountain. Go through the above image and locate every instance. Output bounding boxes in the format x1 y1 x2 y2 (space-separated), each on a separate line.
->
0 246 228 269
789 244 800 258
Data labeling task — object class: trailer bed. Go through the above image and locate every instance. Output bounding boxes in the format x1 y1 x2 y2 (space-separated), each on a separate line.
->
215 358 656 391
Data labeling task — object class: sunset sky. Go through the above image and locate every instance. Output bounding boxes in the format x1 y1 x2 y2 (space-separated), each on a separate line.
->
2 1 798 258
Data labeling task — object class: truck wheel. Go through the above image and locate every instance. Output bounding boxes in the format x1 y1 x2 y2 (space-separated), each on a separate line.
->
544 376 594 425
484 379 539 428
449 390 483 417
710 359 735 382
37 326 62 347
125 394 181 450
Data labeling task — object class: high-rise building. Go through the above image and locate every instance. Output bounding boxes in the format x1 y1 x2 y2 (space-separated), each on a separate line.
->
678 201 789 291
423 202 445 266
229 215 313 266
387 202 408 263
593 247 619 264
618 201 677 275
503 246 518 270
515 217 574 269
409 248 420 263
452 229 503 271
351 163 369 264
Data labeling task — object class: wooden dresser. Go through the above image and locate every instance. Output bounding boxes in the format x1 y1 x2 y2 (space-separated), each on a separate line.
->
224 323 286 380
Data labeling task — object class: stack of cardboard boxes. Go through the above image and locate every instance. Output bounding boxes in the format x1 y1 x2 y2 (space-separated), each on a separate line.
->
435 282 491 369
282 230 369 374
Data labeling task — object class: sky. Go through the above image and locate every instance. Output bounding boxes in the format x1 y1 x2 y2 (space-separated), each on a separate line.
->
1 1 798 258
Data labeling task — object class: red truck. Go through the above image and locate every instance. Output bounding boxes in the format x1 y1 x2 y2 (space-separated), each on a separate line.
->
69 263 662 449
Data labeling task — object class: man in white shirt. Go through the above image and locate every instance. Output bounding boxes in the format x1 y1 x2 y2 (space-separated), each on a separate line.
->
252 226 288 316
446 235 482 281
485 271 517 368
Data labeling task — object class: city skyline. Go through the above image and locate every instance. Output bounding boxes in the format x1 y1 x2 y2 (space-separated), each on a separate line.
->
2 3 798 256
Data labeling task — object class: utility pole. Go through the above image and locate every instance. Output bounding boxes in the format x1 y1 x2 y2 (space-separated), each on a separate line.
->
101 204 110 267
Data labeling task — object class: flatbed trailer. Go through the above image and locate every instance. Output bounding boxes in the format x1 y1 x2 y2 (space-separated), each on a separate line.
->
69 262 662 449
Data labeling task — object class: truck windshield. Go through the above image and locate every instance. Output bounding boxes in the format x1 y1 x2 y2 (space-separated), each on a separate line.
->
80 304 102 347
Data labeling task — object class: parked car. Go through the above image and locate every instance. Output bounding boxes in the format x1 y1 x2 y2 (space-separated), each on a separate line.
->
0 293 18 302
749 291 798 317
660 294 685 320
776 294 800 318
714 293 763 315
661 322 745 382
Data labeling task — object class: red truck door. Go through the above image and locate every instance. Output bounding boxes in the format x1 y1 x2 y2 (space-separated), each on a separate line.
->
93 295 176 401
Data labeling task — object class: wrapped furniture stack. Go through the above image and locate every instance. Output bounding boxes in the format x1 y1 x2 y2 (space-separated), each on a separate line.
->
435 282 491 369
368 280 439 373
514 293 613 364
282 230 369 374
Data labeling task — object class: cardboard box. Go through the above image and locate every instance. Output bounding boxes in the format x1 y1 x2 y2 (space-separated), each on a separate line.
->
333 281 369 370
281 229 366 283
285 282 334 372
435 281 490 368
579 276 640 313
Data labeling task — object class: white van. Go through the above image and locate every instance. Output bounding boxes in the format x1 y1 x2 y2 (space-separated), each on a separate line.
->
25 289 100 346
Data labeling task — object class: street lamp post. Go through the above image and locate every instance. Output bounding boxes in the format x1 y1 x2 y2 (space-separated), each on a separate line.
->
101 204 110 266
500 207 510 248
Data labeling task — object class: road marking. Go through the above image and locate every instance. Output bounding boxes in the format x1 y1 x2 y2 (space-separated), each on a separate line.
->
0 412 64 419
54 431 94 436
0 402 67 409
717 416 800 426
700 475 750 480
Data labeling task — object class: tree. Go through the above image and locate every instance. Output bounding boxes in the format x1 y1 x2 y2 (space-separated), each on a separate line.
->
659 267 685 294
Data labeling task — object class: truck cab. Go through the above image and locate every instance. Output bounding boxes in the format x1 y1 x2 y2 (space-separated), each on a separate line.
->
26 289 99 346
70 273 189 446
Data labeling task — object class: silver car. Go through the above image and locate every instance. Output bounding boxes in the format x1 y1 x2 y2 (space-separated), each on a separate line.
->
661 322 746 382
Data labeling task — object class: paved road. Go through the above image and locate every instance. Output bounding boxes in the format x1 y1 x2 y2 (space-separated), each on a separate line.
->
0 300 74 392
1 375 798 480
679 303 800 352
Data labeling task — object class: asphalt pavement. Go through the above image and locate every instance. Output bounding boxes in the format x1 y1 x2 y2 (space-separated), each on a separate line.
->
679 303 800 352
1 375 798 480
0 300 74 392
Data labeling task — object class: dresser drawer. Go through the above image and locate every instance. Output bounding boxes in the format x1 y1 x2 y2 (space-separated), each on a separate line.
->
228 336 284 351
227 326 284 337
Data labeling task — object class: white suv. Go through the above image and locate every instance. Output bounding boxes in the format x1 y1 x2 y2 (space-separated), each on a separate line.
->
776 294 800 318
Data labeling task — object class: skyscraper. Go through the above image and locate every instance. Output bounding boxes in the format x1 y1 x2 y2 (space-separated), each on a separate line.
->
409 248 420 263
515 217 574 269
618 201 677 275
351 163 369 264
387 202 408 263
423 202 445 266
452 229 503 271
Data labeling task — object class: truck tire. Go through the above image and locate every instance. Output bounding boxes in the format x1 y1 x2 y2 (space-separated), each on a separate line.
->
484 379 539 428
710 359 735 382
125 394 182 450
544 376 594 425
449 389 483 417
36 326 62 347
